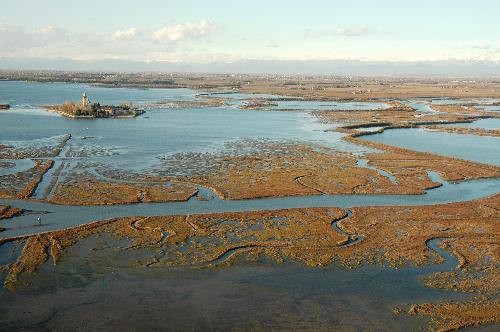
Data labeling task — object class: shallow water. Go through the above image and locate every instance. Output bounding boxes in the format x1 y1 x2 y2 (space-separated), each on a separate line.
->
365 127 500 166
0 81 197 107
0 108 366 170
429 98 500 105
205 91 288 100
1 82 499 330
0 257 461 331
0 230 469 331
405 101 439 115
1 175 499 239
0 159 34 176
204 92 390 111
0 82 370 171
440 118 500 130
271 100 389 111
480 105 500 112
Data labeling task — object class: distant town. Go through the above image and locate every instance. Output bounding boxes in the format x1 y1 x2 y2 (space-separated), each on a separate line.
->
49 93 145 118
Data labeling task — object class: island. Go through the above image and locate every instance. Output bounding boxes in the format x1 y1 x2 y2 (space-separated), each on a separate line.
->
47 93 145 118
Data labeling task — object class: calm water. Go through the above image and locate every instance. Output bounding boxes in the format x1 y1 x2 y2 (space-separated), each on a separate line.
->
205 91 390 110
1 81 499 331
0 80 197 106
406 101 439 114
441 118 500 130
0 250 462 331
481 105 500 112
429 98 500 105
0 82 368 170
365 127 500 166
2 175 499 238
271 100 389 111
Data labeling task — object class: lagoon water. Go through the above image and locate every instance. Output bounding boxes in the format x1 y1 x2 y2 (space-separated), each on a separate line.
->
365 127 500 166
439 118 500 130
0 80 197 107
1 81 500 331
481 105 500 111
0 81 368 171
1 81 499 218
271 100 390 111
1 80 499 238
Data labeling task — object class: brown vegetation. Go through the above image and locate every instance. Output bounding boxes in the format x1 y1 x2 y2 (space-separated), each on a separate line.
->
2 194 499 330
49 172 198 205
0 205 23 220
158 142 436 198
4 194 499 289
157 139 500 199
431 104 496 116
2 207 347 290
423 125 500 137
343 134 500 183
5 71 500 99
0 160 53 199
0 134 70 159
59 138 497 204
408 299 500 331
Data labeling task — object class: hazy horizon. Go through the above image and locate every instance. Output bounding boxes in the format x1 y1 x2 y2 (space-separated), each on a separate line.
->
1 0 500 76
2 58 500 78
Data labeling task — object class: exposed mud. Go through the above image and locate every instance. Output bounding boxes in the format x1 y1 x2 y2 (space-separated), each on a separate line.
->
0 134 70 159
0 160 54 199
0 205 22 231
49 171 198 205
2 207 348 289
408 299 500 331
4 193 498 290
1 80 499 330
423 125 500 137
0 206 22 220
343 134 500 186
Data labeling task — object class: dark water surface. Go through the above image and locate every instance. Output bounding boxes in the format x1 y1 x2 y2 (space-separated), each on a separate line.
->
1 82 499 331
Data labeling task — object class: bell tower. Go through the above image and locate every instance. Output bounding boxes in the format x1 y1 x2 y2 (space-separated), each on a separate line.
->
82 93 90 107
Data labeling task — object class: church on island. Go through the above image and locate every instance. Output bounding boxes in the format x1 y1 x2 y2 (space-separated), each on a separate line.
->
51 93 145 118
82 92 90 108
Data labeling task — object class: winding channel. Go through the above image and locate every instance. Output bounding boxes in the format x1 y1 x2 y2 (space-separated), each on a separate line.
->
1 173 499 239
331 209 364 246
142 208 363 268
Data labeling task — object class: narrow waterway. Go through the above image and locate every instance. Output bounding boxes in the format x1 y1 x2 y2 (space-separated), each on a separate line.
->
1 174 499 239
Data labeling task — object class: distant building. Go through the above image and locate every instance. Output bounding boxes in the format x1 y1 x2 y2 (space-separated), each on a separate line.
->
53 93 144 118
82 93 90 108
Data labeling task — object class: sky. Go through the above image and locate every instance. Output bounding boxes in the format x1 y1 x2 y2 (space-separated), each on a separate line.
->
1 0 499 73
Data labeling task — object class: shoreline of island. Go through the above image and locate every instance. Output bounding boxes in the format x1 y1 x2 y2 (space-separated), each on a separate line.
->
44 92 145 119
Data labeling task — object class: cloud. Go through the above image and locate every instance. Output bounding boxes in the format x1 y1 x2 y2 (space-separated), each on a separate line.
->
334 27 376 36
152 20 217 43
0 23 69 49
112 27 137 40
36 26 68 39
303 26 377 38
470 43 492 50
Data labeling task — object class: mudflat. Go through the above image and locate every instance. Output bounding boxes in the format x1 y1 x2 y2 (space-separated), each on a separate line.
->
0 77 499 331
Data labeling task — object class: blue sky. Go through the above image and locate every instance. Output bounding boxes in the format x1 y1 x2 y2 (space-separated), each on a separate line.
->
1 0 499 64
